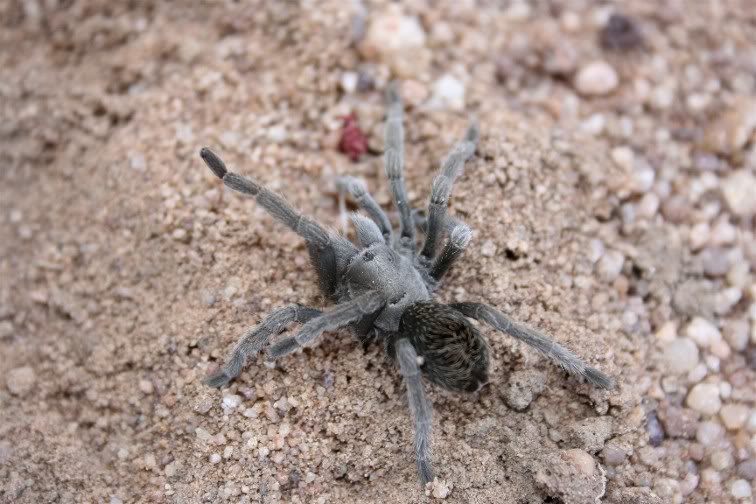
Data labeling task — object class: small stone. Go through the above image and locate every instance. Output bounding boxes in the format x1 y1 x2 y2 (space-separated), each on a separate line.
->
563 448 595 476
500 369 546 411
0 321 13 339
222 394 242 410
710 450 734 470
429 477 452 499
567 416 613 453
267 125 287 144
661 338 699 374
695 421 724 446
210 453 222 465
737 459 756 480
700 247 730 277
597 250 624 282
704 98 756 155
360 9 428 78
722 170 756 217
430 74 465 111
575 61 619 96
6 366 35 396
687 383 722 415
195 427 211 441
128 151 146 172
685 317 721 348
600 13 643 50
480 240 496 257
601 443 628 466
730 479 752 499
340 72 358 94
194 396 213 414
720 404 749 430
658 407 699 439
138 379 154 394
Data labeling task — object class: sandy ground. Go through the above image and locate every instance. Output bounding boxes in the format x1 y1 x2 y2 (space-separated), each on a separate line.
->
1 1 755 503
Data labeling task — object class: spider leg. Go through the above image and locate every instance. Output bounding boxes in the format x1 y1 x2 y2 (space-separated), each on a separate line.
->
200 148 357 299
420 123 479 259
336 176 392 243
395 338 434 484
449 303 614 389
204 304 322 388
266 291 386 361
384 83 416 250
429 220 472 281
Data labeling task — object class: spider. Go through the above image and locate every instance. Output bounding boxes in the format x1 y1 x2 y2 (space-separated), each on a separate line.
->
199 83 613 486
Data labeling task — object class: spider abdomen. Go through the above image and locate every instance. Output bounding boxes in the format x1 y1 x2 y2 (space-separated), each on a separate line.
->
396 301 489 392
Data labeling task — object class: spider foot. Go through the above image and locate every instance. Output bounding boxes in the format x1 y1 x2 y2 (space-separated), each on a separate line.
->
203 369 233 388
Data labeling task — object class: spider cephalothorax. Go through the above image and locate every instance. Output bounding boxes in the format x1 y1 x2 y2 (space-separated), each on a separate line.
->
200 84 613 485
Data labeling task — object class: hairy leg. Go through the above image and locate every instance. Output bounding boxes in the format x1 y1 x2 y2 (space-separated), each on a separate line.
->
395 338 434 484
429 221 472 281
420 124 479 259
266 291 386 360
204 304 322 388
384 83 416 250
336 176 392 242
449 303 614 389
200 148 356 298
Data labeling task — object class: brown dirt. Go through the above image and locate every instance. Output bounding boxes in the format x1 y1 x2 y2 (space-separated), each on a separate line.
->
1 1 754 503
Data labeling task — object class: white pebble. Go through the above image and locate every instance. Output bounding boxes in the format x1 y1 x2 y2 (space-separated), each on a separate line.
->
710 450 734 470
222 394 242 410
5 366 36 396
597 249 624 282
685 317 721 348
720 404 750 430
687 363 708 383
138 379 154 394
687 383 722 415
695 420 724 446
480 240 497 257
722 170 756 217
210 453 222 465
730 479 752 499
431 74 465 111
575 61 619 96
661 338 699 374
340 72 358 94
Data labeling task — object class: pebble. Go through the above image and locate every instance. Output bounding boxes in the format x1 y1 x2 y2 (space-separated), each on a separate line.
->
194 396 213 414
563 448 595 476
567 416 613 453
730 479 752 499
700 247 730 277
361 9 428 78
710 450 734 470
340 72 358 94
601 443 628 466
138 379 154 394
597 249 625 282
222 394 242 410
720 404 749 430
480 240 497 257
704 98 756 155
210 453 222 465
687 383 722 415
574 61 619 96
500 369 546 411
661 338 699 374
430 74 465 111
737 459 756 480
695 421 724 446
685 317 721 348
721 170 756 217
0 321 13 339
5 366 36 396
429 478 452 499
659 407 699 439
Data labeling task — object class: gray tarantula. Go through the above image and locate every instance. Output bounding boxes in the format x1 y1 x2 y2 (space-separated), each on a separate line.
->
200 84 613 485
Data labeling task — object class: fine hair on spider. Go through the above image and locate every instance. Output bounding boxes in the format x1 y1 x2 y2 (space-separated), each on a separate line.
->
199 82 614 486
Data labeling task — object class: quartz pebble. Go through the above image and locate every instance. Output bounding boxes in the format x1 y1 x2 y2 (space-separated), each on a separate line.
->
730 479 752 499
430 74 465 111
686 383 722 415
720 404 749 430
695 421 724 446
721 170 756 217
661 338 699 374
575 61 619 96
685 317 721 348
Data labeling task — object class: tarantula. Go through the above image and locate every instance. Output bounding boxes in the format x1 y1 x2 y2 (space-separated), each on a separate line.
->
199 84 613 485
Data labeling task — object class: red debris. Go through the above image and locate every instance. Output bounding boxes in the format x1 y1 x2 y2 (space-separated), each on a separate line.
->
338 113 368 162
